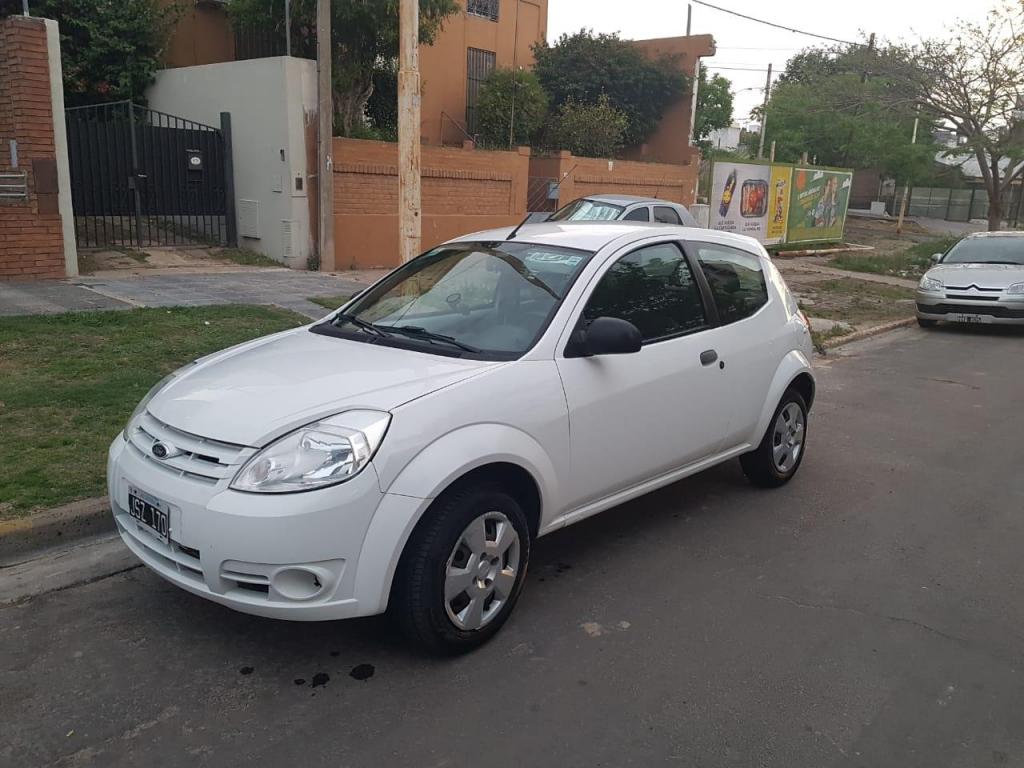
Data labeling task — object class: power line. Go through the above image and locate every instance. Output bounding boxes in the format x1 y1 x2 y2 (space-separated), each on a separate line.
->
689 0 861 47
704 65 774 73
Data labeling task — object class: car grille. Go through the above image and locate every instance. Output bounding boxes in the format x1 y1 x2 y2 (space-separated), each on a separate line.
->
918 303 1024 319
126 412 253 485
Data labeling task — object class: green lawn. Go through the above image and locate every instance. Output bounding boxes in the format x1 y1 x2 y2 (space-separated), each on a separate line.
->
0 306 306 519
829 236 960 279
309 294 356 310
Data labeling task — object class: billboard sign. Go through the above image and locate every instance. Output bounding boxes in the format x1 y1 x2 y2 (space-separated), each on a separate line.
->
786 167 853 243
709 160 851 246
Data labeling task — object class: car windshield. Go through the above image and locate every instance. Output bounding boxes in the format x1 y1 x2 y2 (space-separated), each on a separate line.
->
942 237 1024 265
316 241 594 359
548 198 624 222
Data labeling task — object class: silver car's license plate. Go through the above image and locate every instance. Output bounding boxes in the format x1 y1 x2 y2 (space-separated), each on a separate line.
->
948 313 993 324
127 486 170 544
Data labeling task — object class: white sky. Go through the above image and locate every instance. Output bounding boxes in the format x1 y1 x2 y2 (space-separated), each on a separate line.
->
547 0 991 123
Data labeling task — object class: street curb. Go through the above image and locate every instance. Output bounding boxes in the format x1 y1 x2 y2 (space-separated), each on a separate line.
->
772 244 874 259
0 497 113 562
823 317 917 351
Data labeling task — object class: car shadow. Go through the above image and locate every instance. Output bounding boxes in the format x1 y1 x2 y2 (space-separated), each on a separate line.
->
928 323 1024 339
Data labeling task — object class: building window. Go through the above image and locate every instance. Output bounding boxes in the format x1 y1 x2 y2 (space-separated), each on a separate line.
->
466 47 496 134
467 0 500 21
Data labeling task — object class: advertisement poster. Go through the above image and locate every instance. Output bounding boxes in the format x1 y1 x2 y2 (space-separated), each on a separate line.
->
766 165 792 244
710 162 772 243
786 167 853 243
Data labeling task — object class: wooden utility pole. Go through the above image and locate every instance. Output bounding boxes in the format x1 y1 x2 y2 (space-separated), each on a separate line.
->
757 63 772 160
316 0 334 270
398 0 421 263
895 110 920 235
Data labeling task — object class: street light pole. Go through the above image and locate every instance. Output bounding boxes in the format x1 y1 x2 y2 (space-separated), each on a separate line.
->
757 63 772 160
316 0 334 270
895 111 920 235
398 0 421 263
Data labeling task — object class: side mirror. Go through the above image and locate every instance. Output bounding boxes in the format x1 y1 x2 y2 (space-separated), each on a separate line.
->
569 316 642 357
931 253 943 263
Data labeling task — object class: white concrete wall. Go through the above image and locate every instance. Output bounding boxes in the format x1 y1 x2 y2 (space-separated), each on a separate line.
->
147 57 317 268
45 19 77 277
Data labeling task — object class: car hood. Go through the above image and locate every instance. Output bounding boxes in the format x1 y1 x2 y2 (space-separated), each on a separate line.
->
148 328 497 446
929 262 1024 289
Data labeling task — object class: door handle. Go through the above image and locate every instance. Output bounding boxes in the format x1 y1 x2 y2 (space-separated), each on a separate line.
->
700 349 718 366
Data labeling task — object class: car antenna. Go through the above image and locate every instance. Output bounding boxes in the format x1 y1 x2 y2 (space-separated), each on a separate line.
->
505 214 531 241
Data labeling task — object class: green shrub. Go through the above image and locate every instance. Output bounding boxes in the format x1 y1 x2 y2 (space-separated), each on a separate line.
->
549 94 628 158
475 69 548 148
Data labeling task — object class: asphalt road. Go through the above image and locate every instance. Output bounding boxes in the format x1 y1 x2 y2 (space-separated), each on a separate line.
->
3 325 1024 768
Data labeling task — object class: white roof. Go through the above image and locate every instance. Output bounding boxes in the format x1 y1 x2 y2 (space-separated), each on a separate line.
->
448 221 764 254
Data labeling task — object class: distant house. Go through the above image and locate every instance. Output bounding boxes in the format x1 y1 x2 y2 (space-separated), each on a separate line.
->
709 123 742 151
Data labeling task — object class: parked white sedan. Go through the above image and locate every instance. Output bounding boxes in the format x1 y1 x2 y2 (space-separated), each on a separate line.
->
108 222 815 653
917 231 1024 327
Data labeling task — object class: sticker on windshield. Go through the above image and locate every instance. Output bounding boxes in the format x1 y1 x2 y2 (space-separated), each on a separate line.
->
526 252 584 267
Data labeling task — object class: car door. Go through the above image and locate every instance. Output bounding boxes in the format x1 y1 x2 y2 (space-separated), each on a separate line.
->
555 240 734 509
683 240 776 449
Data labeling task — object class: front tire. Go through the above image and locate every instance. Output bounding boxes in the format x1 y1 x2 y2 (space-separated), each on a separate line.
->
392 483 531 654
741 389 808 488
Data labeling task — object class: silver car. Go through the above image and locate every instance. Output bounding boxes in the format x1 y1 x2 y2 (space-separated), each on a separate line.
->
916 231 1024 327
548 194 699 227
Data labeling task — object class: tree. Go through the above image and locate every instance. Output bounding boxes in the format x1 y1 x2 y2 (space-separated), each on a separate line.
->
757 44 936 184
532 30 688 148
6 0 181 106
549 94 628 158
872 2 1024 230
229 0 459 136
693 69 734 152
475 69 548 148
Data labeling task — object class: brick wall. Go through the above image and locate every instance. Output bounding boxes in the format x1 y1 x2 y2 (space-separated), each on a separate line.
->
332 138 530 269
530 151 700 210
0 16 67 280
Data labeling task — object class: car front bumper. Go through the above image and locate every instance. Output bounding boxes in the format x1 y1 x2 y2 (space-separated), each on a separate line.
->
108 433 401 621
915 291 1024 325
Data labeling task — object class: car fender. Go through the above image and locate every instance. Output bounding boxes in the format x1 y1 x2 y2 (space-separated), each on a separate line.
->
749 349 814 445
353 423 557 614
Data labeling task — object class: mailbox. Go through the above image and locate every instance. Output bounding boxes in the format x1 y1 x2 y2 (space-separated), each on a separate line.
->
186 149 203 172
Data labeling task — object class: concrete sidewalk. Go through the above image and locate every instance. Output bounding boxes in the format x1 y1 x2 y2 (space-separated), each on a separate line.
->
1 270 382 319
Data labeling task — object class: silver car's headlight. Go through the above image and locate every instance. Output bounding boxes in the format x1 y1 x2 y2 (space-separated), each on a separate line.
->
231 410 391 493
1006 281 1024 295
919 275 943 292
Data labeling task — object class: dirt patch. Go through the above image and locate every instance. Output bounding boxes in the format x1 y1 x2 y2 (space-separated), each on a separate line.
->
79 246 286 276
842 217 938 257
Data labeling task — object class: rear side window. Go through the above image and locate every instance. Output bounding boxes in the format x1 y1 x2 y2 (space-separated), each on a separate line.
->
623 206 650 221
582 242 707 342
653 206 683 224
693 243 768 324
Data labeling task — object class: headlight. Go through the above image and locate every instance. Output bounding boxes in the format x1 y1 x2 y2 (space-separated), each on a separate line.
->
919 275 943 292
122 365 192 441
231 410 391 493
1007 282 1024 295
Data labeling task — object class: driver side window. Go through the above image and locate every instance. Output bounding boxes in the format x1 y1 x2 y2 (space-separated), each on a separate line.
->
582 243 707 343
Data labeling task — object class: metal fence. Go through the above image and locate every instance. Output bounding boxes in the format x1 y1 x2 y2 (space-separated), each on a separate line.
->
65 101 235 248
892 185 1024 226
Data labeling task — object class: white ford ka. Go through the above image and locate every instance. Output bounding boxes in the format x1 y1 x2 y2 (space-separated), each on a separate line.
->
108 222 815 653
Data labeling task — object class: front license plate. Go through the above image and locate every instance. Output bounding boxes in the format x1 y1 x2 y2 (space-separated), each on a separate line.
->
128 486 170 544
948 313 993 324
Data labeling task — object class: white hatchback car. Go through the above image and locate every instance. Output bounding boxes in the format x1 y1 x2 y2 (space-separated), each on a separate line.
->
108 222 815 653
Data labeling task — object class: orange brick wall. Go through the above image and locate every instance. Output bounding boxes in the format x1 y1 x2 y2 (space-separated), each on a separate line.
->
0 16 66 280
332 138 530 269
530 151 700 209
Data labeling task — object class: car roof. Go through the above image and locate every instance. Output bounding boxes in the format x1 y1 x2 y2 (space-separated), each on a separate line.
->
448 221 762 254
583 194 682 207
964 230 1024 239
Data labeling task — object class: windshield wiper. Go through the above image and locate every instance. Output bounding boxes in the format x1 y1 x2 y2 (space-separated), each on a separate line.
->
384 325 482 353
333 312 392 339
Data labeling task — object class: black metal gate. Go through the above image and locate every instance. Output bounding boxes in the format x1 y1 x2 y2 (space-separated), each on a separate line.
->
65 101 236 248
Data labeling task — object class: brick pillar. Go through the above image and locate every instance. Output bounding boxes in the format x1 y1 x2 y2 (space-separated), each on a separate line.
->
0 16 73 280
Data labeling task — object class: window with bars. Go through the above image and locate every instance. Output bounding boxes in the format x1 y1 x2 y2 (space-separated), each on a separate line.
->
467 0 500 21
465 47 496 135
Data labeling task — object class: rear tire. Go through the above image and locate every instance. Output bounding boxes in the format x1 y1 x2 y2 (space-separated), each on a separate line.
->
741 389 808 488
917 317 938 328
392 483 531 655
